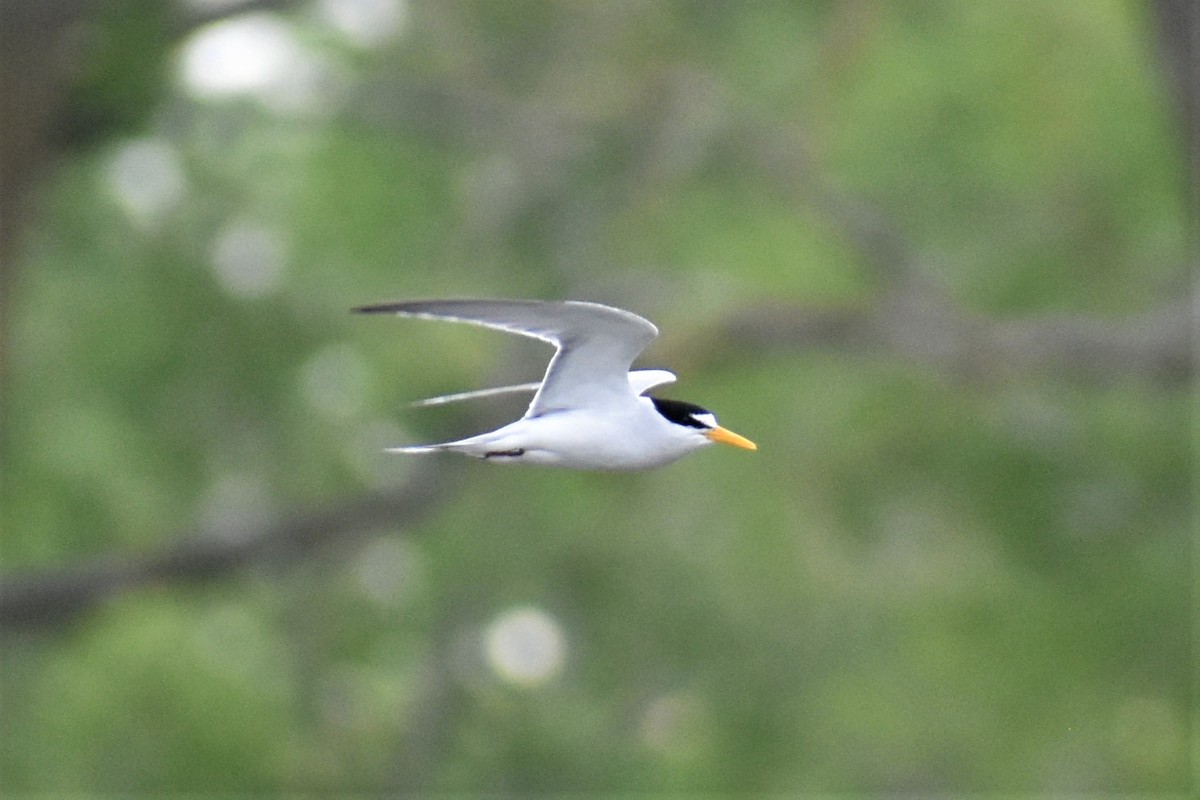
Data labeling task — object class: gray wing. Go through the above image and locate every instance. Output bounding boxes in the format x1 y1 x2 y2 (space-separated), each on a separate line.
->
407 381 543 408
410 369 675 408
354 299 659 417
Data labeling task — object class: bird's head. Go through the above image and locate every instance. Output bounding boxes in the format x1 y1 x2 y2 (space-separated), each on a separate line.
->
649 397 757 451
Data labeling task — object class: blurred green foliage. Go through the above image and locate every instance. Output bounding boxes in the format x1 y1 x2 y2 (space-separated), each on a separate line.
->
1 0 1191 793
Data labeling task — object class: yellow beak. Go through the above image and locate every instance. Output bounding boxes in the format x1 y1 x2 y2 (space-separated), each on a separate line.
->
706 426 757 450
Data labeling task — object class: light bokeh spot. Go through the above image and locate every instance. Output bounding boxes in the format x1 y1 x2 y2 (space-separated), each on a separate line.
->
353 536 423 608
211 221 286 298
178 13 325 111
484 606 566 687
318 0 408 47
300 344 369 420
639 691 712 756
105 138 186 228
196 472 275 539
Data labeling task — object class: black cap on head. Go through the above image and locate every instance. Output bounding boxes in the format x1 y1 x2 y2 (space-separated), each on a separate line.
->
649 396 714 430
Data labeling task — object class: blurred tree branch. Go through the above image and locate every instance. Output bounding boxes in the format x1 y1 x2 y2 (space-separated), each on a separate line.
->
725 95 1193 386
0 466 454 632
1150 0 1199 215
0 0 93 379
707 292 1193 385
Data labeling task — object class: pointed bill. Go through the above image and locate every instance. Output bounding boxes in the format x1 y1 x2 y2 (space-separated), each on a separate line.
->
706 426 757 450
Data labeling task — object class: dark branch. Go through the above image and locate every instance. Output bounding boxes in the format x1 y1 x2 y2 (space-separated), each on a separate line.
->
715 291 1194 385
0 465 455 632
1150 0 1199 218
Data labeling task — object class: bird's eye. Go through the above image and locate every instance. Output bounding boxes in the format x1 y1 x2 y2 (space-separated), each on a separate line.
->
691 412 717 429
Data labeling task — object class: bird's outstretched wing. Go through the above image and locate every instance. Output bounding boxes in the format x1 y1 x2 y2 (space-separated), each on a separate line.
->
407 382 543 408
409 369 675 408
354 299 660 416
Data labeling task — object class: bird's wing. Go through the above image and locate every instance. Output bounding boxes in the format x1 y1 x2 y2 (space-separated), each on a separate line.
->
628 369 676 395
410 369 674 408
408 382 543 408
354 299 659 416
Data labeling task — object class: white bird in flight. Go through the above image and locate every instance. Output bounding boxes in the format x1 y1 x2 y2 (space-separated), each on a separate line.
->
355 298 756 470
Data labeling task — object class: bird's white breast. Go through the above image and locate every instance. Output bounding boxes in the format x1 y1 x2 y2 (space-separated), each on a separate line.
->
476 399 708 470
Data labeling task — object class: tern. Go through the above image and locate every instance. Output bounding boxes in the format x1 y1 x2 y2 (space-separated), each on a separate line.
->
354 298 756 470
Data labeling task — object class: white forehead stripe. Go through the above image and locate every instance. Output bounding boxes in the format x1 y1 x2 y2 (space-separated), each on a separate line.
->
692 412 717 429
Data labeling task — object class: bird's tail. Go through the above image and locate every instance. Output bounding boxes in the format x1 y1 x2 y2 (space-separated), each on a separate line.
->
386 428 512 458
385 444 444 454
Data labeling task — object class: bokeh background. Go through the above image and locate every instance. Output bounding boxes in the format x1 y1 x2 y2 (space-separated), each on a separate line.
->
1 0 1195 793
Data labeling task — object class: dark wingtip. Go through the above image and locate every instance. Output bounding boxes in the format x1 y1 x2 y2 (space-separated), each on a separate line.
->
352 303 398 314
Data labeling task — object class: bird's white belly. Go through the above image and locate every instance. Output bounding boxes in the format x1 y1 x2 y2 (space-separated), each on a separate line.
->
465 407 700 471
